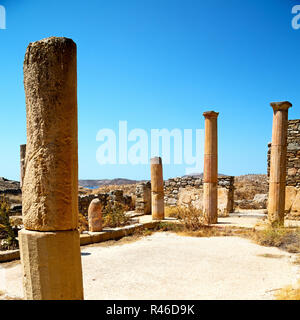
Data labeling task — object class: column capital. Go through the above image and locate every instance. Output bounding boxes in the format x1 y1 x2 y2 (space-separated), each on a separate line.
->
150 157 162 165
203 111 219 119
270 101 292 111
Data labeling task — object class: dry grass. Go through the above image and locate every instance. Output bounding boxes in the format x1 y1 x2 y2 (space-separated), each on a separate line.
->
102 203 131 228
0 196 18 250
165 206 181 218
155 220 251 239
78 202 132 233
293 255 300 265
78 212 89 233
275 280 300 300
248 227 300 253
164 204 204 230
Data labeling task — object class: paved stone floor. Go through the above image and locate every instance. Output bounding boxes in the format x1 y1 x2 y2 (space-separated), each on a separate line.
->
1 221 299 300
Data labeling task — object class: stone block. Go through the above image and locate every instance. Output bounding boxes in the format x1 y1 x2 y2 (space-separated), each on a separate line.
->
19 229 83 300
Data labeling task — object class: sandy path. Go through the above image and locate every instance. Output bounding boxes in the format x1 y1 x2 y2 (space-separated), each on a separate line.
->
0 233 299 300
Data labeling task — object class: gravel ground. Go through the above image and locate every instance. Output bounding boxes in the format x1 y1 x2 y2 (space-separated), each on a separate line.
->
0 232 299 300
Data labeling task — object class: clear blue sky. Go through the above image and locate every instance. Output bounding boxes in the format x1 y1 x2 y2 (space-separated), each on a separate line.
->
0 0 299 181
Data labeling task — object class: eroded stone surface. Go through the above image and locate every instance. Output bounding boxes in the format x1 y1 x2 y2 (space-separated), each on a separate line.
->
203 111 219 224
151 157 164 220
268 101 292 225
20 37 83 301
88 199 102 232
22 37 78 231
19 229 83 300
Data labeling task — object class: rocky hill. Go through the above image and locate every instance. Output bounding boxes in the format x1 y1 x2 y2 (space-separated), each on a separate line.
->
79 174 228 189
0 177 21 195
79 178 141 189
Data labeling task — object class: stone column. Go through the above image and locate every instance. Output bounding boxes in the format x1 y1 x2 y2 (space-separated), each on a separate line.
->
135 182 152 214
88 199 102 232
151 157 164 220
203 111 219 224
19 37 84 300
268 101 292 226
20 144 26 190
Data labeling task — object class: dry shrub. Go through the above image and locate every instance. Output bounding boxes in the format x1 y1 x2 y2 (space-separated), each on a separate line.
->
78 212 89 233
0 196 18 250
275 280 300 300
164 204 204 231
250 227 300 253
176 204 205 231
103 203 131 228
165 206 180 218
78 202 132 232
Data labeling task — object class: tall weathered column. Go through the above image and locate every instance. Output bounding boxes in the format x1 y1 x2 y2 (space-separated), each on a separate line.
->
203 111 219 224
20 144 26 190
151 157 164 220
19 37 84 300
268 101 292 226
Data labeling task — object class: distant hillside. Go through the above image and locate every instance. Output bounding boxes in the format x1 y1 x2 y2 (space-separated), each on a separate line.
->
79 178 141 189
183 173 227 178
80 173 229 189
0 177 21 194
234 174 268 200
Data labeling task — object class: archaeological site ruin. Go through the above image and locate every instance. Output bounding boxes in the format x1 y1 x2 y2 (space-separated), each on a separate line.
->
0 35 299 301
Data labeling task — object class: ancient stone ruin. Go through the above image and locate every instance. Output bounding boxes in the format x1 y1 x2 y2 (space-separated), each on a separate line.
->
150 157 165 220
267 101 292 226
19 37 84 300
268 118 300 219
78 190 133 216
135 181 151 214
9 33 297 301
88 199 102 232
135 176 234 217
203 111 219 224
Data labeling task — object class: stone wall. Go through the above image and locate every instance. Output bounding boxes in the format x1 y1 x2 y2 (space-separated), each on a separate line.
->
267 119 300 218
78 190 133 216
135 182 151 214
136 176 235 217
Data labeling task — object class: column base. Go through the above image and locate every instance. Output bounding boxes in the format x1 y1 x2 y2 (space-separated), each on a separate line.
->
203 182 218 224
152 192 165 220
268 182 286 227
19 229 84 300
